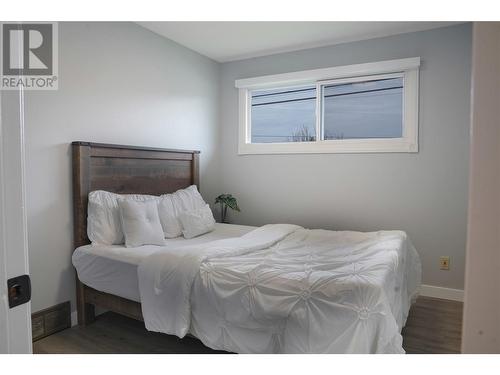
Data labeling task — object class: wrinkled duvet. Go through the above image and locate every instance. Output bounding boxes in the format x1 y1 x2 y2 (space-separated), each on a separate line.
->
138 224 421 353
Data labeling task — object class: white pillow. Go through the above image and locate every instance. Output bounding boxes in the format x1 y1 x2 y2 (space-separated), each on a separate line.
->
158 185 206 238
178 204 216 239
157 195 183 238
87 190 157 245
118 199 165 248
170 185 206 212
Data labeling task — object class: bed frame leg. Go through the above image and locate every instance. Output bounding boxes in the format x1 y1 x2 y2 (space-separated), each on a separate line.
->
76 279 95 326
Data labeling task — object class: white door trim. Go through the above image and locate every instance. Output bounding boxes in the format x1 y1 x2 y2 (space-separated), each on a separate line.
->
0 22 44 354
0 88 9 353
0 72 32 353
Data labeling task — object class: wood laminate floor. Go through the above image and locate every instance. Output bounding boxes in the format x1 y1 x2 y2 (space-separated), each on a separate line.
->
402 296 463 354
33 296 463 354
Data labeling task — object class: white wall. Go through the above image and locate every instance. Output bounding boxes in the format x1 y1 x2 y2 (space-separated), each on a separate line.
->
24 22 221 315
218 24 472 290
462 22 500 353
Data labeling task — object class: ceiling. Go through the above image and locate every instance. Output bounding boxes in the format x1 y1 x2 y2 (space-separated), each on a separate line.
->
137 22 461 62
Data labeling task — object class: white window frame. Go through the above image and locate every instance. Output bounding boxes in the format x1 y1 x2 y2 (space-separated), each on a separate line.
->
236 57 420 155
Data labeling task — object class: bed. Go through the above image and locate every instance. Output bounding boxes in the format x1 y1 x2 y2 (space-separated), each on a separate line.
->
72 141 421 353
73 223 255 303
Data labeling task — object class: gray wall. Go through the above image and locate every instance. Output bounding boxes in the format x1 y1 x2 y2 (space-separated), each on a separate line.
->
24 22 221 315
25 23 472 317
219 23 471 290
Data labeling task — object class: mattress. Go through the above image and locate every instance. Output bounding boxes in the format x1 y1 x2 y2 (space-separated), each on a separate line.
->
72 223 256 302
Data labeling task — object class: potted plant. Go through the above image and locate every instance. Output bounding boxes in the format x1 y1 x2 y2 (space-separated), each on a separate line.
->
215 194 240 223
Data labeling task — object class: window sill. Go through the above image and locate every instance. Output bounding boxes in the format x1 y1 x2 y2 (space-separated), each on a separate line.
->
238 139 418 155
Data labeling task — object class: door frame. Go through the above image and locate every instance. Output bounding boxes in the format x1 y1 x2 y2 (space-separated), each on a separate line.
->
0 73 33 353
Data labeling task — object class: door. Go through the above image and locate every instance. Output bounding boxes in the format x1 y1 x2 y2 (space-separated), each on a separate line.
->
0 85 33 353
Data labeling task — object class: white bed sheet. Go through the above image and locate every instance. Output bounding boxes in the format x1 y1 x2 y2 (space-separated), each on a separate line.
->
72 223 256 302
138 225 421 353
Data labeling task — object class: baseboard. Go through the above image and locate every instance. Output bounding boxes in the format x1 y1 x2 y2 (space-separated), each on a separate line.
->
420 284 464 302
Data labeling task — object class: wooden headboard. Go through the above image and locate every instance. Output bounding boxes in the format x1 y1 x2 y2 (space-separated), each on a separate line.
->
72 141 200 249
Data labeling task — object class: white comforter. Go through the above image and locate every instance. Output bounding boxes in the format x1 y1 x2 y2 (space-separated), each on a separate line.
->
138 224 421 353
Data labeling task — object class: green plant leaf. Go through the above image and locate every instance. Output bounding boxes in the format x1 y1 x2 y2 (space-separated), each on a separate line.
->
214 194 240 212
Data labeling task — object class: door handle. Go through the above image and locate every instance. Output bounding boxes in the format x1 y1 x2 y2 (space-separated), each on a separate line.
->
7 275 31 308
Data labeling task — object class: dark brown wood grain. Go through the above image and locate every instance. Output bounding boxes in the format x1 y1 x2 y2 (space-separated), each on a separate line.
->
72 141 200 326
84 287 143 321
72 143 90 249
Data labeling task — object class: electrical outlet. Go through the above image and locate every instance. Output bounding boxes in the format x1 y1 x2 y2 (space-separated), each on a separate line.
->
440 256 450 270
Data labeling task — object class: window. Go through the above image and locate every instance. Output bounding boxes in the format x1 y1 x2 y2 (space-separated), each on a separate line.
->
251 86 317 143
322 76 403 140
236 58 419 154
